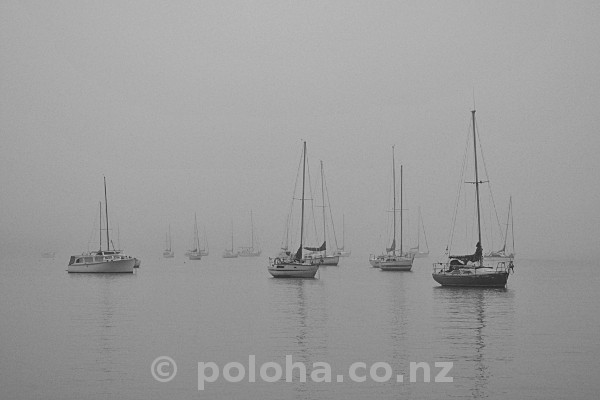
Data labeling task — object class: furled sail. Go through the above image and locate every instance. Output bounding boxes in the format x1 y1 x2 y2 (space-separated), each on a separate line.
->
386 239 396 253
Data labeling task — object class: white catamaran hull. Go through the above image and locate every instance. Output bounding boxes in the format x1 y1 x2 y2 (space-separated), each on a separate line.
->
68 258 135 273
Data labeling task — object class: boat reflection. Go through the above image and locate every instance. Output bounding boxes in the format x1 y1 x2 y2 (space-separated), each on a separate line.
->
432 287 515 398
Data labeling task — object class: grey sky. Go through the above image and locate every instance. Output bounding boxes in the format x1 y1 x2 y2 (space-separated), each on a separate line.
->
1 1 599 261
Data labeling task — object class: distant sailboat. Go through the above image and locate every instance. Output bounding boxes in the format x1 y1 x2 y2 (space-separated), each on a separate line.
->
200 227 209 257
304 161 340 266
409 207 429 258
188 213 203 260
68 177 138 273
369 146 414 271
223 220 239 258
485 196 515 262
238 210 261 257
333 214 351 257
432 109 514 287
268 141 320 278
163 225 174 258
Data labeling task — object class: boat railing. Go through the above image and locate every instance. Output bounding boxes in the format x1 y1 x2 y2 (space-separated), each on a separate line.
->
433 260 513 274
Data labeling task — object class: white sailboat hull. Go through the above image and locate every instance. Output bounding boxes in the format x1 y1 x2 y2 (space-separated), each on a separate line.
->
188 253 202 260
68 258 135 273
377 255 415 271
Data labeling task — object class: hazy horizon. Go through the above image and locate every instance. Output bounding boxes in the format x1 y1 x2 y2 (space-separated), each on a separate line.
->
2 1 599 262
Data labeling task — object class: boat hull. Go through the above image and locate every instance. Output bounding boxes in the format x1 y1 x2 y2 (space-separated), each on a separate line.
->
305 254 339 266
432 271 509 287
188 254 202 260
268 260 319 278
239 251 261 257
379 258 414 271
68 258 135 273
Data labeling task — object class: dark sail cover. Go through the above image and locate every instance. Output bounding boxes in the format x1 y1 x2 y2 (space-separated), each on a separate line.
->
450 242 482 263
386 239 396 253
304 241 326 252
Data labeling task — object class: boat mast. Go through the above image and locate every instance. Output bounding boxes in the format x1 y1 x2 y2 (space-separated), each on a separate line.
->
104 177 109 251
400 164 403 255
231 220 234 251
250 210 254 250
320 160 326 254
342 214 345 250
417 206 421 250
99 201 102 251
299 141 307 260
392 145 396 255
472 110 483 262
194 213 199 251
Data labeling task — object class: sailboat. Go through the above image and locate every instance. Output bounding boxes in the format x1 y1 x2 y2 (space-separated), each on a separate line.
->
223 220 239 258
68 177 138 273
409 207 430 258
268 141 320 278
432 109 514 287
304 161 340 266
369 146 415 271
199 227 209 257
163 225 174 258
238 210 261 257
333 214 351 257
188 213 203 260
485 196 515 262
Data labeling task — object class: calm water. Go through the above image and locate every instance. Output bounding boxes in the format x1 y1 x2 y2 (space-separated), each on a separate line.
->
1 254 598 399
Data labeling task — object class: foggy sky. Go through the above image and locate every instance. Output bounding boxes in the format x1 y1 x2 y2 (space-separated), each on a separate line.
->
1 1 599 261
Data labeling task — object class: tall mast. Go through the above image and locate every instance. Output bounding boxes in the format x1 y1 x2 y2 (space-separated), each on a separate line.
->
400 164 403 255
392 146 396 254
417 206 421 249
320 160 326 252
299 141 307 259
250 210 254 249
194 213 199 250
99 201 102 251
104 177 109 251
231 220 234 251
342 214 345 249
472 110 482 261
168 224 172 251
